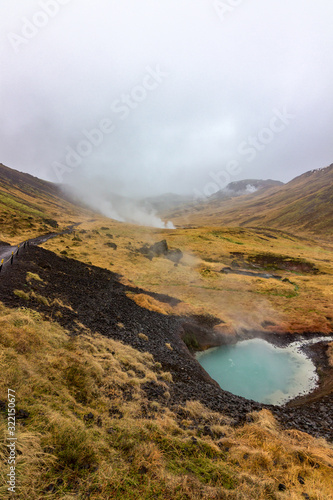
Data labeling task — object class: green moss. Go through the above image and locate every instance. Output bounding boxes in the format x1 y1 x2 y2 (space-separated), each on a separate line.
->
182 333 199 350
0 193 45 218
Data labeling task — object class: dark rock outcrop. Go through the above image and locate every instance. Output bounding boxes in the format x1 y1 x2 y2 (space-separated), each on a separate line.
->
138 240 183 263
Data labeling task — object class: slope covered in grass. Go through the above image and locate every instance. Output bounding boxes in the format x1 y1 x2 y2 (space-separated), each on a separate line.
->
1 302 333 499
1 163 333 498
0 163 93 243
167 164 333 236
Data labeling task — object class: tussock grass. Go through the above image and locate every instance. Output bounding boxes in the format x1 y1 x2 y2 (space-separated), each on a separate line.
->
0 302 332 499
138 333 149 341
127 292 172 315
14 289 50 306
26 272 43 283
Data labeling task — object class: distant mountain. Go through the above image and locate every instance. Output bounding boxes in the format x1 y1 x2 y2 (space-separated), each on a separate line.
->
210 179 284 200
165 164 333 235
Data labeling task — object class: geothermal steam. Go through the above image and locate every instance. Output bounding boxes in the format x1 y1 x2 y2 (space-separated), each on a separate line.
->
63 179 175 229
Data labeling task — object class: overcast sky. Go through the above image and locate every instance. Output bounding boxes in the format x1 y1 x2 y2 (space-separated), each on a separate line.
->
1 0 333 198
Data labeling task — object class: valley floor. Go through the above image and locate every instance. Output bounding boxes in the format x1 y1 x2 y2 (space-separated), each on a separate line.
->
0 220 332 499
1 244 332 441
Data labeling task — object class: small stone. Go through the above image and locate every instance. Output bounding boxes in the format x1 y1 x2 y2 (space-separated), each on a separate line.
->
278 483 286 491
45 484 56 493
203 425 213 436
16 409 30 419
84 412 94 421
138 465 148 475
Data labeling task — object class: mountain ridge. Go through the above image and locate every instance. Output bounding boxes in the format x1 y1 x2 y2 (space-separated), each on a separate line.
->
210 179 284 200
166 163 333 236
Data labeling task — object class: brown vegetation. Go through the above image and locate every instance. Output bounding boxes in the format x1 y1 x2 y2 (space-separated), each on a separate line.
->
0 303 332 499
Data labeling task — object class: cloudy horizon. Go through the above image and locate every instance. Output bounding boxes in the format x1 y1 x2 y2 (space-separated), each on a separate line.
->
1 0 333 200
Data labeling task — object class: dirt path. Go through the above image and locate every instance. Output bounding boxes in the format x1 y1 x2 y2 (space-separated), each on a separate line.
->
0 224 80 272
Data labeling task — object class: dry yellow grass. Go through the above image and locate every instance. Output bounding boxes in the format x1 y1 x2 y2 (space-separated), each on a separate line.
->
42 218 333 336
0 302 333 499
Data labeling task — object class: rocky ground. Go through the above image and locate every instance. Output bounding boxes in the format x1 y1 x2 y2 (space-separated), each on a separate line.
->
0 243 332 442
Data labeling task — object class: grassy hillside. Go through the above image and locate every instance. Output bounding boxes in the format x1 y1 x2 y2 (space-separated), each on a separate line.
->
1 300 333 499
1 164 333 498
0 163 93 243
167 164 333 237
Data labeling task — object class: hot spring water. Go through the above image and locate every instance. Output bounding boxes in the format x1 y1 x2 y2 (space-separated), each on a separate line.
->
196 337 333 405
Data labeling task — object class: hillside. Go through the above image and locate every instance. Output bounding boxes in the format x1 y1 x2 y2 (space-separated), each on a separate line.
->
0 163 93 243
1 243 333 498
166 164 333 236
0 163 333 498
